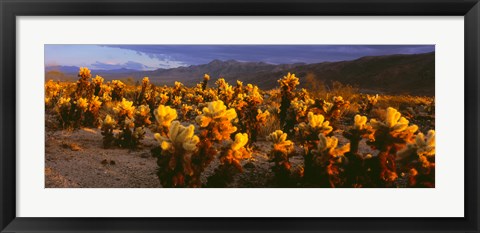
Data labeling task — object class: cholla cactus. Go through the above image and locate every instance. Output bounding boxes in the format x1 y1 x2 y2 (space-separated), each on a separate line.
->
207 133 252 187
343 115 374 154
397 130 435 160
195 100 237 141
256 109 270 124
154 121 200 187
158 93 169 105
339 114 378 187
109 98 147 148
142 77 149 86
311 134 350 187
397 130 435 187
113 98 135 119
79 67 92 79
298 112 333 140
314 135 350 163
221 133 251 169
134 105 152 126
92 75 104 86
278 72 300 92
232 83 266 143
278 73 300 132
55 97 72 128
111 80 125 101
45 80 61 106
172 96 182 106
134 77 151 105
367 94 379 105
367 107 419 185
101 84 112 102
360 94 379 114
319 96 350 123
154 121 199 153
100 115 116 148
75 98 89 112
180 104 193 121
73 67 93 99
369 107 418 148
201 74 210 90
92 75 104 96
83 96 102 126
154 105 178 135
267 130 294 184
216 79 235 103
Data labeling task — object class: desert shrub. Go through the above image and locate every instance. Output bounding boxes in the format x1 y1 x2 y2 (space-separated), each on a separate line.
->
278 73 300 133
267 130 294 185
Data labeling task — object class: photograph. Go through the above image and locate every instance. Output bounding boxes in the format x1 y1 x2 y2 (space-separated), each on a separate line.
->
44 44 435 188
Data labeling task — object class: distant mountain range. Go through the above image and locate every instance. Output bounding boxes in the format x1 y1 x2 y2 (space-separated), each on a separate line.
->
45 52 435 96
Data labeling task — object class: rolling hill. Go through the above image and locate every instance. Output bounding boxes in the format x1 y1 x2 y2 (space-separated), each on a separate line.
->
45 52 435 96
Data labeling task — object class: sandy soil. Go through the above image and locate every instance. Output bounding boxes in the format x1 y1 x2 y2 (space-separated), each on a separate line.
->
45 128 161 188
45 126 315 188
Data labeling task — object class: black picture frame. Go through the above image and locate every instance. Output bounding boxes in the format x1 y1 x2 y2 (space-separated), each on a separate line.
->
1 0 479 232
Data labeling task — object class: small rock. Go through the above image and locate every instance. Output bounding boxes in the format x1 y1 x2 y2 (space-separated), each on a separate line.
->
110 160 116 165
69 143 82 151
101 159 108 165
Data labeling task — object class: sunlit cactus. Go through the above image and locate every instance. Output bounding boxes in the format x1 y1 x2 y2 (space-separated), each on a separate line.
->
57 97 71 108
134 77 151 105
396 130 435 187
310 134 350 187
154 121 199 153
154 105 178 135
92 75 104 96
75 98 89 112
82 96 102 127
278 73 300 133
154 121 200 188
343 114 374 154
256 109 270 124
113 98 135 119
298 112 333 139
180 104 193 121
369 107 418 145
142 77 149 86
313 134 350 164
55 97 72 128
92 75 104 86
195 100 237 141
100 114 116 148
111 80 126 101
100 84 112 102
134 105 152 126
78 67 92 79
266 130 295 184
207 133 252 187
172 96 182 106
397 130 435 160
367 107 419 186
158 93 169 105
278 72 300 91
318 96 350 123
45 80 61 106
220 133 250 168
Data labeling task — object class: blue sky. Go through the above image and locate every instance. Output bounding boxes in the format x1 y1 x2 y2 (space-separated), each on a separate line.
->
45 45 434 71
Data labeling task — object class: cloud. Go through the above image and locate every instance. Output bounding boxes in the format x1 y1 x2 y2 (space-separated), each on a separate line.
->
91 61 156 70
103 45 435 65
